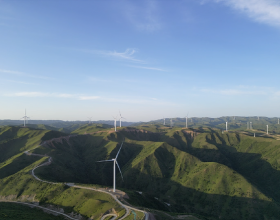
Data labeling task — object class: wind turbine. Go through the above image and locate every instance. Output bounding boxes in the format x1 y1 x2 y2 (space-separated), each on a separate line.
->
87 117 92 124
226 122 228 131
113 116 117 132
163 117 165 126
186 113 189 128
267 125 268 134
170 118 173 128
97 141 124 193
278 118 279 125
119 111 125 128
21 109 29 127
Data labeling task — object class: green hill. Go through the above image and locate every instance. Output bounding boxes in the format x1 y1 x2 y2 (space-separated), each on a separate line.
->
0 126 125 219
1 124 280 219
29 125 280 220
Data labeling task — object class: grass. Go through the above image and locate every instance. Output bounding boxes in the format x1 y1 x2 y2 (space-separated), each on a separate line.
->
0 202 65 220
2 124 280 219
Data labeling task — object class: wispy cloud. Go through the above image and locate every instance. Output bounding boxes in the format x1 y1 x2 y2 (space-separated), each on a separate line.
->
2 79 37 85
0 69 53 80
214 0 280 27
128 65 167 71
79 96 100 100
122 0 162 32
2 91 175 106
198 85 275 96
82 48 143 63
4 92 100 100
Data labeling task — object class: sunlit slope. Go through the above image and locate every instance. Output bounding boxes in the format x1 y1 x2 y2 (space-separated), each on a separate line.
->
0 126 66 179
30 125 280 219
71 123 114 135
0 158 124 219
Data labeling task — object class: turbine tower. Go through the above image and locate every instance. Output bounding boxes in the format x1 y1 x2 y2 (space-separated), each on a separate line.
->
170 118 173 128
97 141 124 192
21 109 29 127
267 125 268 134
119 111 125 128
250 122 252 130
113 116 117 132
186 113 189 128
278 118 279 125
163 117 165 126
226 122 228 131
87 117 92 124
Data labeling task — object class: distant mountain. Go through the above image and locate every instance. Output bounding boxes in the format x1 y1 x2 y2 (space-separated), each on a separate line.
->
0 120 134 133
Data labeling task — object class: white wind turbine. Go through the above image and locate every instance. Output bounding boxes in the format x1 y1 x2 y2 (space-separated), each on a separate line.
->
87 117 92 124
21 109 30 127
163 117 165 126
119 111 125 127
185 113 189 128
97 141 124 193
113 116 117 132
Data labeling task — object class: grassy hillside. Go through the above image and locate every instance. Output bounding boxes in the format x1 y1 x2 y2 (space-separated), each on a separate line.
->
1 125 280 219
29 125 280 220
134 117 280 135
0 126 126 219
0 202 65 220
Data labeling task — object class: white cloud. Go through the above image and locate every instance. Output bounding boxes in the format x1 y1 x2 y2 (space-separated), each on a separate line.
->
128 65 167 71
11 92 49 97
82 48 143 63
2 79 37 85
198 85 275 96
4 92 99 100
122 0 162 32
214 0 280 27
0 69 53 80
79 96 100 100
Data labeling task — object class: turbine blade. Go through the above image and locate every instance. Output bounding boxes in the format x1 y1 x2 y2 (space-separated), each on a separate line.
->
115 141 124 159
116 161 124 181
96 159 113 163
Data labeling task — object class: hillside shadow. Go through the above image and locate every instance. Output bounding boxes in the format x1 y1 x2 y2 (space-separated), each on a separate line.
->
153 129 280 206
204 131 280 203
121 169 280 220
0 136 29 163
0 154 41 179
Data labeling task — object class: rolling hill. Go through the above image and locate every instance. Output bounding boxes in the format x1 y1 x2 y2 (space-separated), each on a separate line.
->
1 124 280 219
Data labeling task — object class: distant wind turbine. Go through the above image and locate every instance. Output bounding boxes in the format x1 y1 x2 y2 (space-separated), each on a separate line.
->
186 113 189 128
87 117 92 124
267 125 268 135
96 140 124 193
119 111 125 128
170 118 173 128
113 116 117 132
226 122 228 131
278 118 279 125
163 117 165 126
21 109 30 127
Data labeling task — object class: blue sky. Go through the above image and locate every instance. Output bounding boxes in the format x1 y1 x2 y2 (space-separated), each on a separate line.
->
1 0 280 121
